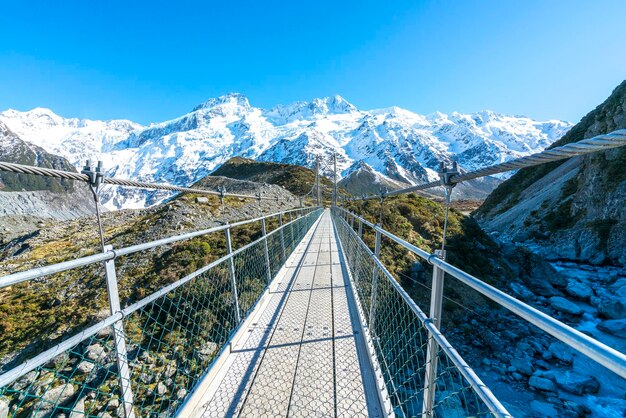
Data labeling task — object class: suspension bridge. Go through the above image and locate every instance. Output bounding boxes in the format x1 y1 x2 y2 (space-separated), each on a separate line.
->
0 130 625 417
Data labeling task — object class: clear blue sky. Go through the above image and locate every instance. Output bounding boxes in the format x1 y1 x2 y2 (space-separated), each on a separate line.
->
0 0 624 125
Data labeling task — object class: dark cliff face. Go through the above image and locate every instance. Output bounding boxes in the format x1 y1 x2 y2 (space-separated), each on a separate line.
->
475 81 626 265
0 121 77 193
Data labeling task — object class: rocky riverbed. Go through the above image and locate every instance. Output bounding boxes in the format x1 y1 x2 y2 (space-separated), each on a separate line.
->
465 261 626 417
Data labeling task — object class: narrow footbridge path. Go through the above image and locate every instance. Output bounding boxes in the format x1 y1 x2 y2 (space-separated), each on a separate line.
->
183 210 382 416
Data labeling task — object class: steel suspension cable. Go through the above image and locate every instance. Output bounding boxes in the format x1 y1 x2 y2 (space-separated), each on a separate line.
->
0 160 311 202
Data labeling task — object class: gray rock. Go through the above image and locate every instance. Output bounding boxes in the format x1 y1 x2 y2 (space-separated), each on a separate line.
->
549 296 583 315
597 318 626 338
140 372 153 385
549 342 574 364
510 357 534 376
175 388 187 400
535 359 551 370
0 397 8 418
598 297 626 319
195 197 209 204
530 400 558 417
85 343 104 361
42 383 75 407
529 375 557 392
510 282 534 300
68 397 85 418
555 371 600 395
156 382 167 396
11 371 37 390
197 342 218 359
76 361 94 375
566 281 593 300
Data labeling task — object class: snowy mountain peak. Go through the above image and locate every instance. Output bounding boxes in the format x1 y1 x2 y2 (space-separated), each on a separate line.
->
192 93 251 112
310 95 357 114
1 95 572 209
265 95 357 124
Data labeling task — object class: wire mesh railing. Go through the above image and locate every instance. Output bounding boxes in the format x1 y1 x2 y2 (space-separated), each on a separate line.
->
331 208 510 417
0 207 322 418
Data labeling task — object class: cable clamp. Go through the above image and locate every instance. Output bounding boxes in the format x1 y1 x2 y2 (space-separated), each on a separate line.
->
438 161 459 188
81 160 105 188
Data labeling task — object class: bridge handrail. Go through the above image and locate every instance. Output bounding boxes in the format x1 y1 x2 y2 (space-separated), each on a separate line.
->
333 206 626 380
0 206 316 289
332 211 511 417
0 207 322 389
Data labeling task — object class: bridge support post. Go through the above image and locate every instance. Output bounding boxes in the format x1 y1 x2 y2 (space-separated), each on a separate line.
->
422 249 446 418
368 228 382 328
225 227 242 323
261 218 272 285
278 213 286 260
103 245 136 418
357 219 363 239
350 212 355 229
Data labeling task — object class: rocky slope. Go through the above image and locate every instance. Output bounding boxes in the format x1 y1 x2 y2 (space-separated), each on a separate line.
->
1 95 571 209
0 121 95 241
475 80 626 265
209 156 335 196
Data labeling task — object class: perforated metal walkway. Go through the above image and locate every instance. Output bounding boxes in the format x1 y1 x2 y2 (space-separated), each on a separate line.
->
181 210 383 417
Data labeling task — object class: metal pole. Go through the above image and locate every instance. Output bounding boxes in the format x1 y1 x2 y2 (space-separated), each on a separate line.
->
261 218 272 285
422 249 446 417
225 227 241 323
333 152 338 207
315 156 320 206
368 229 382 327
278 213 286 259
358 219 363 239
103 245 136 418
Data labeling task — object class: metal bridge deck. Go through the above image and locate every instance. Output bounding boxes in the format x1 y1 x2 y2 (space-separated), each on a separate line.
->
183 210 382 417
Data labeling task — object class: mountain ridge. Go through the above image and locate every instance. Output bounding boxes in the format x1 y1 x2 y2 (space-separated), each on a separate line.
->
0 94 572 209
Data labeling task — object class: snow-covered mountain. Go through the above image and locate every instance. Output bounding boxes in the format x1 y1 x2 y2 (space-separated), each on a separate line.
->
0 94 572 209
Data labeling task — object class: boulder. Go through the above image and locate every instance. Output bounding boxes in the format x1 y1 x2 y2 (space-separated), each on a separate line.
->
597 319 626 338
85 343 104 361
548 342 574 364
549 296 583 315
175 388 187 400
195 197 209 204
510 282 534 300
76 361 94 375
555 371 600 396
566 281 593 300
510 357 535 376
68 397 85 418
156 382 167 397
597 297 626 319
529 376 557 392
40 383 75 412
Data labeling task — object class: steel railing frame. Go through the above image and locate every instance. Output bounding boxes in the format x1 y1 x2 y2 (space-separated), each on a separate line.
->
0 207 314 289
333 206 626 381
0 208 322 395
332 209 511 417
